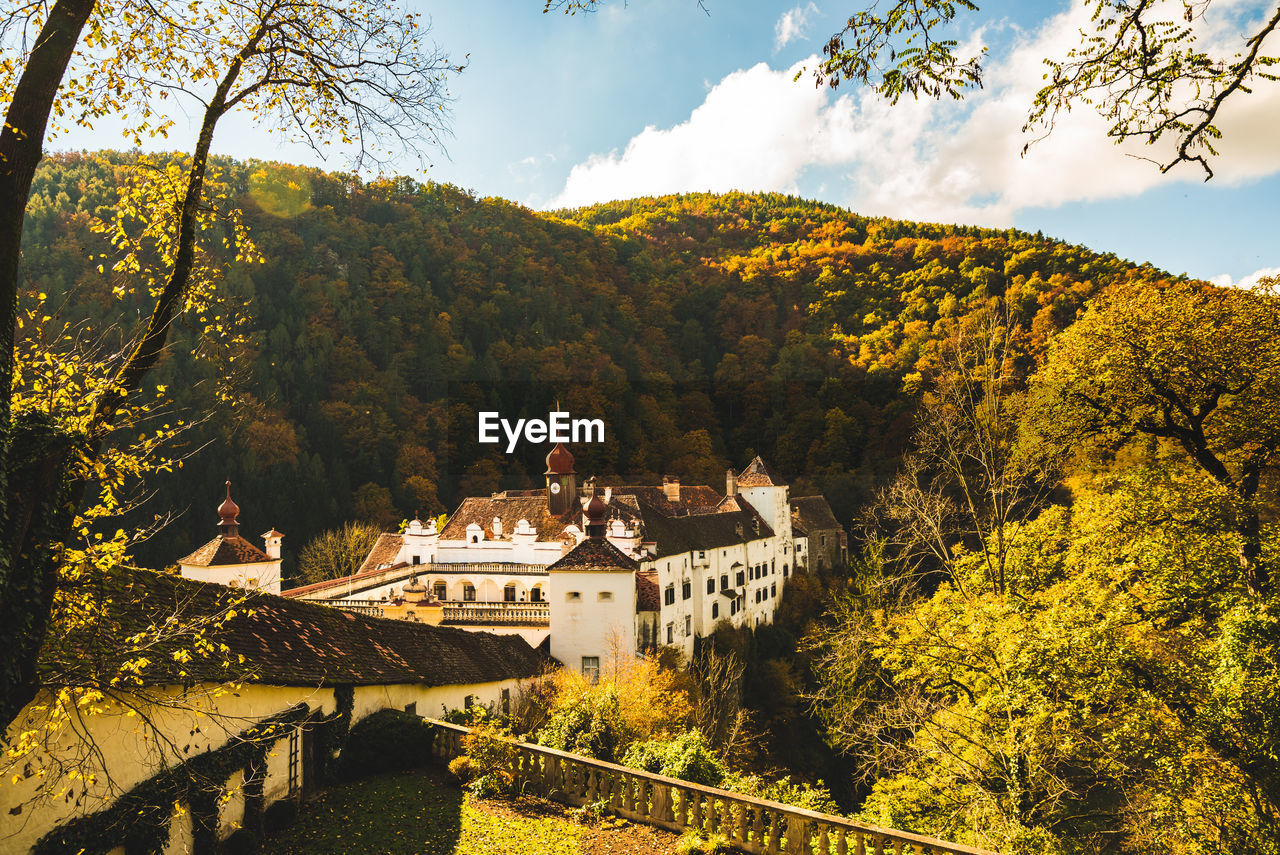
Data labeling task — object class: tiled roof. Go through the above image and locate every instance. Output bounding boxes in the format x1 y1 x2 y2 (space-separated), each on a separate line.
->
179 535 273 567
357 533 404 574
547 536 639 572
284 560 410 599
737 456 784 487
83 569 544 688
610 485 723 511
635 570 659 612
439 496 572 541
791 496 842 533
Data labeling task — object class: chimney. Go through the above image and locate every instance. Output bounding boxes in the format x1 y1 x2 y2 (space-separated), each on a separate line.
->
662 475 680 503
726 468 738 497
261 529 284 560
492 516 503 538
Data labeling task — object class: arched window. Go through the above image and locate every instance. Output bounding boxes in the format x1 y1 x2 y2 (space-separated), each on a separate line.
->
463 583 476 602
433 581 447 601
530 586 543 603
712 602 719 619
504 583 517 602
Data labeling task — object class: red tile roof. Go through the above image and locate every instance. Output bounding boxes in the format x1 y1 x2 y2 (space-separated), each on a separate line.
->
546 536 640 572
179 535 273 567
737 456 784 487
635 570 659 612
87 569 545 688
357 533 405 574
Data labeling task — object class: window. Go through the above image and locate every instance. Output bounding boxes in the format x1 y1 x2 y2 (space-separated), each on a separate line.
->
433 582 447 601
681 579 692 600
664 584 676 606
412 555 421 565
712 602 719 619
531 586 543 602
771 583 777 597
598 591 614 602
707 579 715 595
736 571 745 587
685 615 692 636
582 657 600 682
287 729 300 794
502 689 511 715
504 583 516 602
698 550 706 560
404 702 417 716
666 623 674 644
730 600 737 616
783 564 789 578
822 534 828 546
471 534 480 543
755 590 761 603
771 559 775 573
720 574 729 591
567 591 582 602
463 583 476 601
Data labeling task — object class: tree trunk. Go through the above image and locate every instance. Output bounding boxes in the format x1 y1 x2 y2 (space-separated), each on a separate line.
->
0 0 97 734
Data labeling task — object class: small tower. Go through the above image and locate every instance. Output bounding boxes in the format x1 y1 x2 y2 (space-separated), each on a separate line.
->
545 442 578 516
547 494 640 676
177 481 283 595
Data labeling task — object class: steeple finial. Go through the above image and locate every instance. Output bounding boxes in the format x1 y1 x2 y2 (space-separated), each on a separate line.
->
217 480 240 537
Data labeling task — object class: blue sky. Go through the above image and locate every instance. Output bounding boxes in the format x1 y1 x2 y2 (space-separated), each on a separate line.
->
55 0 1280 283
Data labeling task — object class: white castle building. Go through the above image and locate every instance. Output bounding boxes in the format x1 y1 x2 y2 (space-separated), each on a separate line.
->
284 445 845 671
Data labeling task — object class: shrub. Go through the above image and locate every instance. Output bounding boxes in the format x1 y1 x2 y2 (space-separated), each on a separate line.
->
261 799 298 836
621 731 727 787
538 687 629 762
220 827 260 855
337 708 434 780
675 830 731 855
721 772 840 814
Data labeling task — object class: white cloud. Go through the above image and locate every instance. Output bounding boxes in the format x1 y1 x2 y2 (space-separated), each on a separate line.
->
548 2 1280 224
775 3 818 52
1210 266 1280 288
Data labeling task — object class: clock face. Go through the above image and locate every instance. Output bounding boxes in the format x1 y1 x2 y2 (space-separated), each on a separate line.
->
550 482 561 494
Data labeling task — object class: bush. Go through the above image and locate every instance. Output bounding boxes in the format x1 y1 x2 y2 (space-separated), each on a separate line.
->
219 827 260 855
538 687 629 762
261 799 298 836
675 830 731 855
621 731 727 787
721 772 840 814
337 708 434 780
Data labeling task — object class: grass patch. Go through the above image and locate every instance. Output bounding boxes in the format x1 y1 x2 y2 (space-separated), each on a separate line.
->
264 770 585 855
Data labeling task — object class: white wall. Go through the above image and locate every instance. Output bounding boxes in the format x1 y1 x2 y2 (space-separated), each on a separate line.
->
548 569 637 674
180 559 282 595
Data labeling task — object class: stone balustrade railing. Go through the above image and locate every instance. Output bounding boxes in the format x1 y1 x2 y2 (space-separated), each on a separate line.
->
424 719 997 855
441 602 550 626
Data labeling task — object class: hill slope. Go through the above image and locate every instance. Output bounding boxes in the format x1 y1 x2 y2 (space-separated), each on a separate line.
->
19 153 1177 573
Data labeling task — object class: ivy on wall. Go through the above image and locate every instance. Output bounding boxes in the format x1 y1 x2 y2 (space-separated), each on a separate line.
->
33 684 356 855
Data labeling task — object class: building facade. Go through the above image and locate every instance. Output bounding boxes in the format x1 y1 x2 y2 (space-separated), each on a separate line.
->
287 446 846 673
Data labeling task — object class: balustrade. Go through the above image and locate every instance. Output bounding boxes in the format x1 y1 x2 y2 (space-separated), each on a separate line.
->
423 719 996 855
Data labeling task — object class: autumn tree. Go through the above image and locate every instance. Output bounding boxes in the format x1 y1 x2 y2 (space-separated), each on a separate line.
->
870 303 1059 596
296 521 382 586
0 0 458 733
1025 276 1280 596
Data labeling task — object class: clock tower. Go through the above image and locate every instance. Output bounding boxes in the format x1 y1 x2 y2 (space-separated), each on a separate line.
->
545 443 577 515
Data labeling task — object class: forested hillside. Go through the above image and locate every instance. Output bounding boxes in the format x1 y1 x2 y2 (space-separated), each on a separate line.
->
20 152 1163 574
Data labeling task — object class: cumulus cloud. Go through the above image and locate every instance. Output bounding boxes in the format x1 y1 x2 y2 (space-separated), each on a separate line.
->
775 3 818 51
1211 266 1280 288
548 2 1280 224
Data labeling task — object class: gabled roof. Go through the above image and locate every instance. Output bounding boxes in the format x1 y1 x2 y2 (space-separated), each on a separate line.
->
179 535 273 567
737 456 784 487
73 569 545 688
439 495 572 541
357 533 405 574
547 536 639 572
791 496 842 533
636 571 659 612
